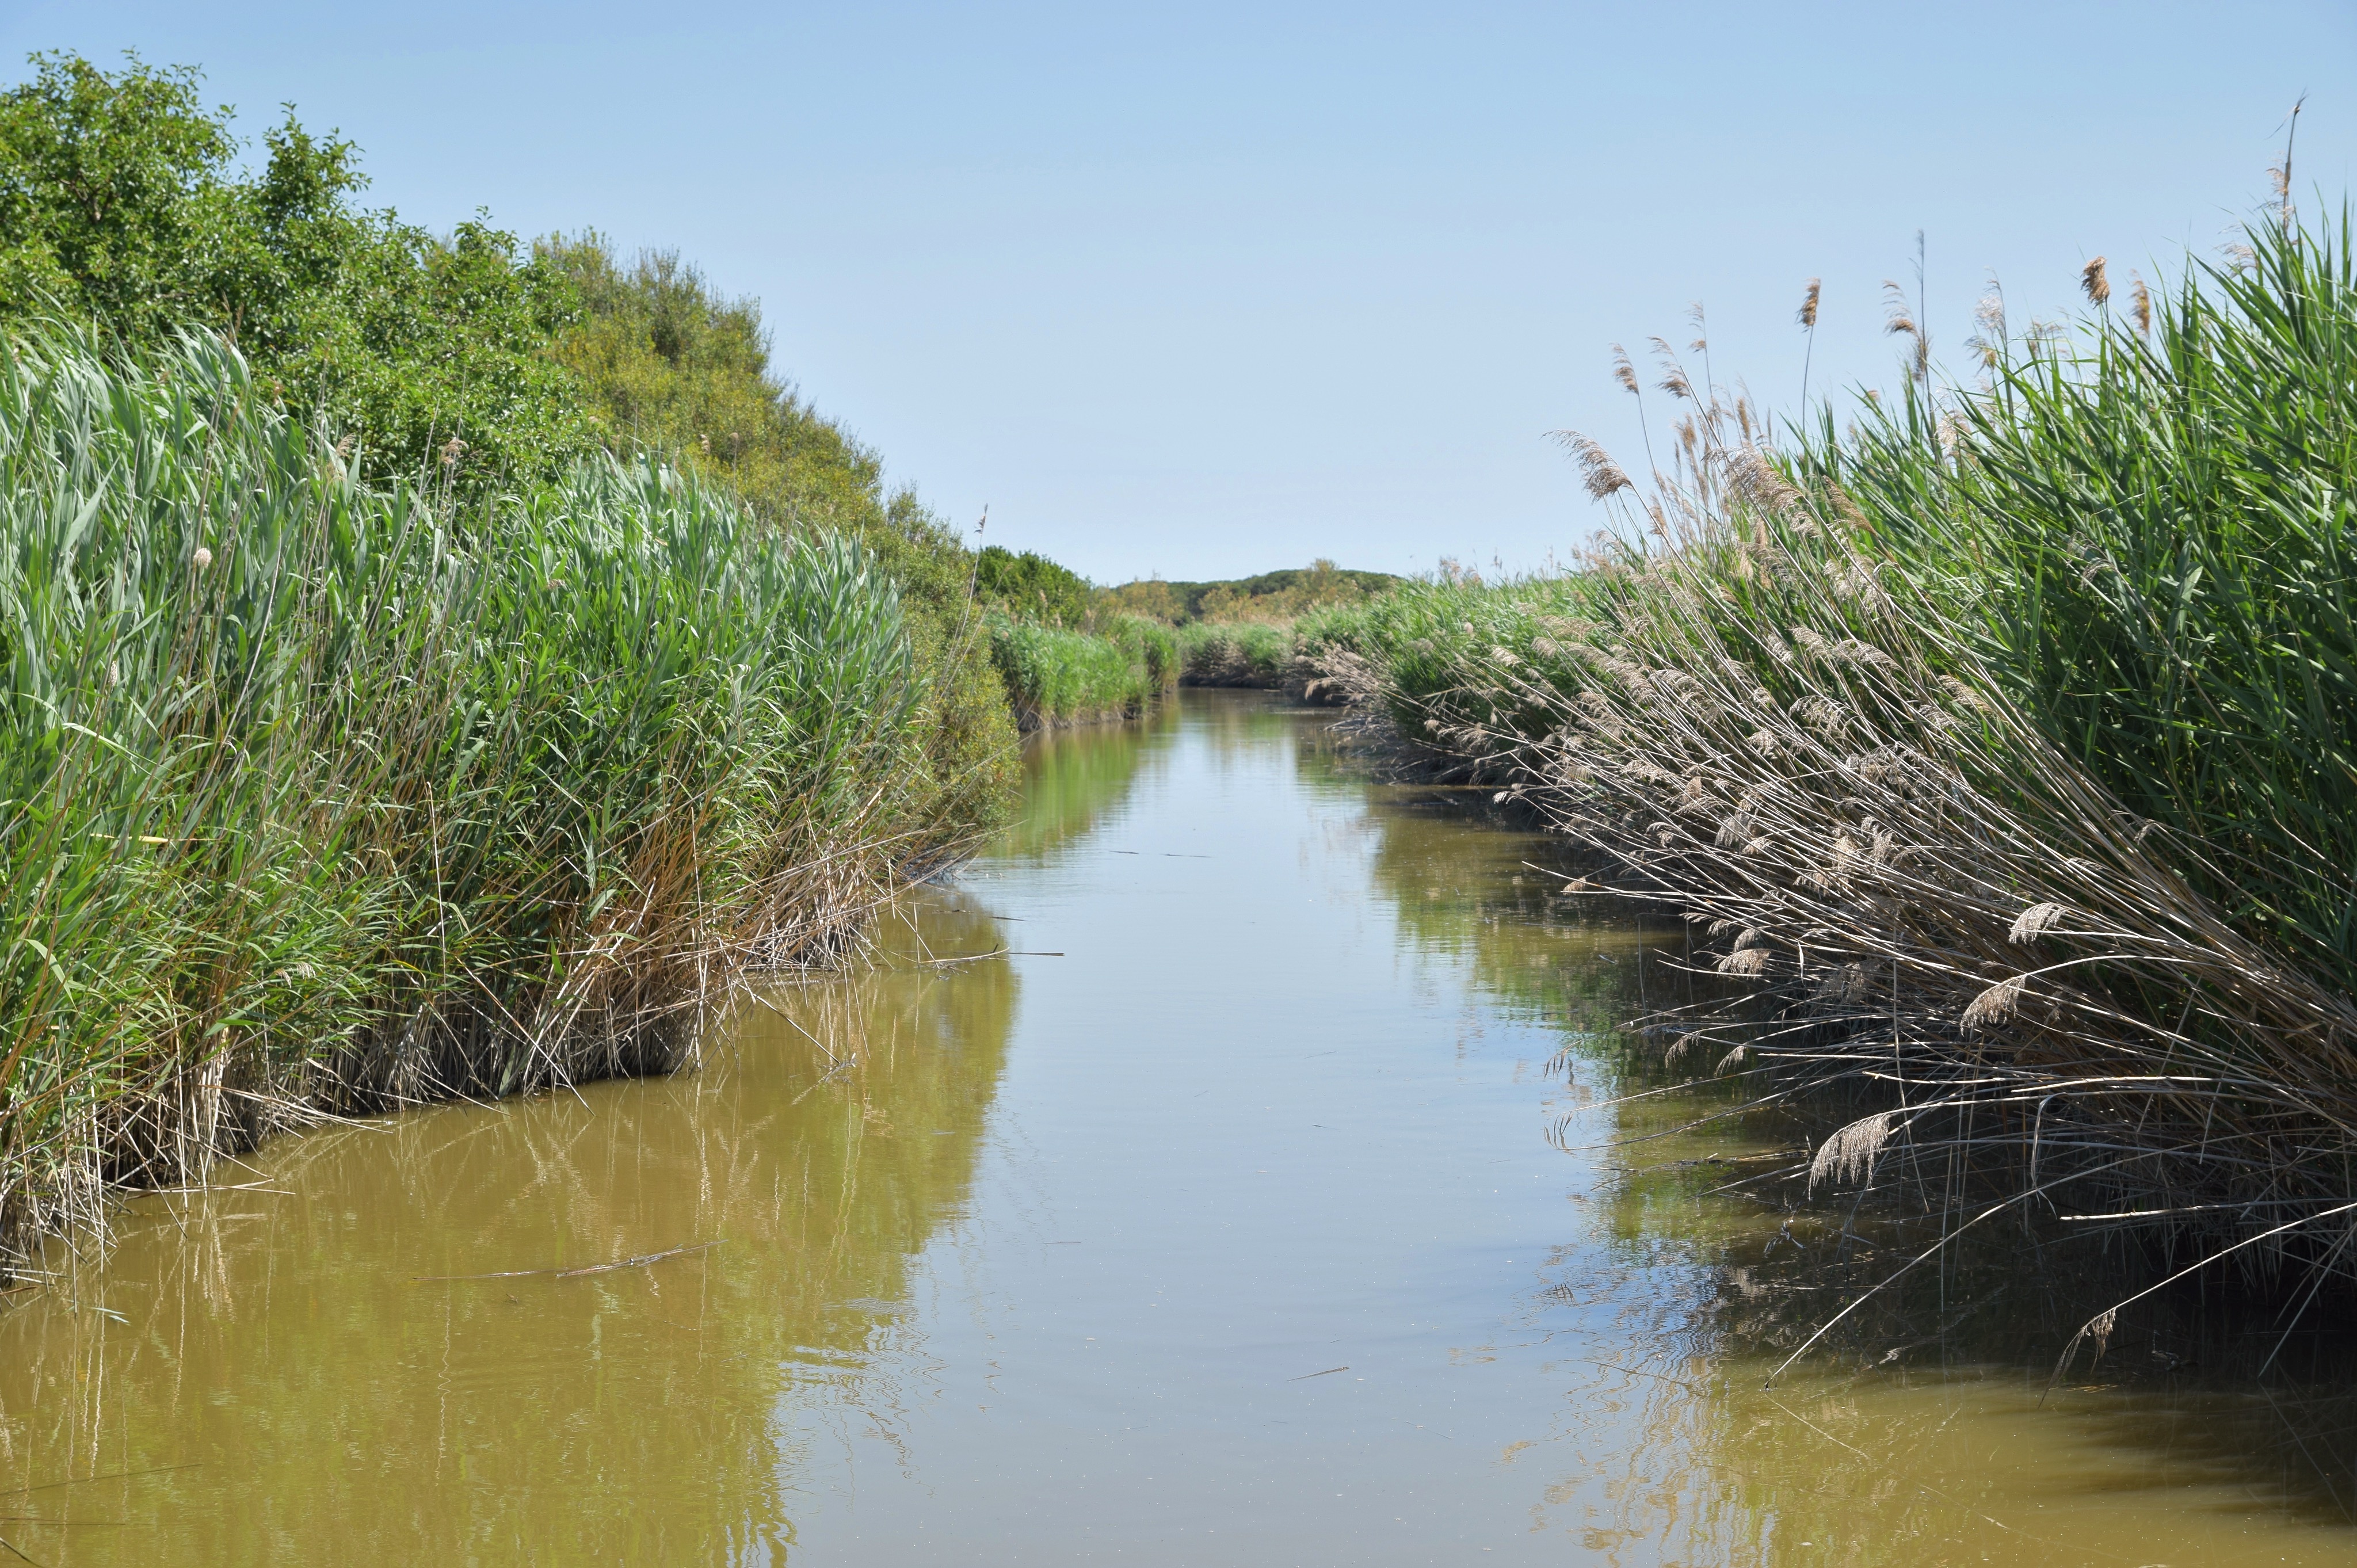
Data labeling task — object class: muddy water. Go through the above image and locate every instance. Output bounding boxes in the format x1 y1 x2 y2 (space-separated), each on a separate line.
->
1 690 2352 1564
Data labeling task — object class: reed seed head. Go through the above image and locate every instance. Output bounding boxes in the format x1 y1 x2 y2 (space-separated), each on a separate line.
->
192 546 212 570
1960 975 2026 1032
1550 431 1634 500
1610 344 1640 396
1797 278 1821 330
1807 1111 1898 1194
2008 901 2070 943
1881 281 1917 338
2081 256 2111 308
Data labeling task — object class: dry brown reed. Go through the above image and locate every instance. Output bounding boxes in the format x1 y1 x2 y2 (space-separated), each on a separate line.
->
1349 385 2357 1316
2081 255 2112 308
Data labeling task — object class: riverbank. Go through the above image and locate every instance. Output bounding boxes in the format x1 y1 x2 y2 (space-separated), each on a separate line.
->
0 53 1044 1273
1301 215 2357 1309
0 329 976 1268
987 615 1178 729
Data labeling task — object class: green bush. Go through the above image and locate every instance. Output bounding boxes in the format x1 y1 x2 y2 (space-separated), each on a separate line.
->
974 544 1093 626
0 51 593 491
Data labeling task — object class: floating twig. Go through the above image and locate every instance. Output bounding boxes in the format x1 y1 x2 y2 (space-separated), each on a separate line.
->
415 1240 721 1284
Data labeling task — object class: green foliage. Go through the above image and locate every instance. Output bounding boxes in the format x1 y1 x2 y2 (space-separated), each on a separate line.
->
1808 212 2357 994
535 236 1019 837
975 544 1093 627
1100 559 1398 624
540 237 891 531
986 615 1172 729
0 51 592 490
1302 573 1608 760
1175 619 1294 686
1108 613 1181 690
0 326 946 1251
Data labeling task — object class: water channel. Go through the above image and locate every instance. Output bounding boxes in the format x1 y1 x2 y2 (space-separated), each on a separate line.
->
1 690 2352 1563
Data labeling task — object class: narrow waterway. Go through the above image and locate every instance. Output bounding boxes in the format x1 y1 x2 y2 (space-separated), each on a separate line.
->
1 690 2352 1563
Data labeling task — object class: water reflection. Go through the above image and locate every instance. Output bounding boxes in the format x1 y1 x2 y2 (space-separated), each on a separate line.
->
0 889 1021 1561
1331 722 2357 1562
0 693 2347 1565
994 702 1177 863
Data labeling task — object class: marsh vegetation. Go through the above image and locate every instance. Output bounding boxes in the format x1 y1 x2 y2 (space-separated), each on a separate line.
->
1300 205 2357 1342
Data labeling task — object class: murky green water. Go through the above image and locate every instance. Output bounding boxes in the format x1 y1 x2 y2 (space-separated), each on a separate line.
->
1 690 2351 1563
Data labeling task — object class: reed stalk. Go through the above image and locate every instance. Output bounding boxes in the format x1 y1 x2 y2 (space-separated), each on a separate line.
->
0 325 951 1265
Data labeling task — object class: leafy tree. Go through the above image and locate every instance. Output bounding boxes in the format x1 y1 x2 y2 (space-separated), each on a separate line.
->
974 545 1093 626
0 51 590 488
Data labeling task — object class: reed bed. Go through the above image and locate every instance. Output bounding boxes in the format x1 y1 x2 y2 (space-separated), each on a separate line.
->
1323 212 2357 1315
987 615 1177 730
1169 615 1366 703
0 326 951 1267
1174 620 1291 687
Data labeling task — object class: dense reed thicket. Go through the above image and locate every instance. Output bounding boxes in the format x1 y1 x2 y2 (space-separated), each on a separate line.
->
988 615 1177 728
1174 620 1291 686
2 54 1023 844
1314 212 2357 1312
536 237 1020 836
0 326 951 1262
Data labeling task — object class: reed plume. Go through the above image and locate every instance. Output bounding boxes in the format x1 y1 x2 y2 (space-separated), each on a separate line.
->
1551 430 1635 500
1311 207 2357 1342
1797 278 1822 411
2081 255 2111 307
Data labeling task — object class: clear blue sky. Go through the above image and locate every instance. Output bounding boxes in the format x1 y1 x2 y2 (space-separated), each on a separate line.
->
5 2 2352 582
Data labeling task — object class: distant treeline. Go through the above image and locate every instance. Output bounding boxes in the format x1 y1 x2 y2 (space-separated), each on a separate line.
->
1101 560 1398 624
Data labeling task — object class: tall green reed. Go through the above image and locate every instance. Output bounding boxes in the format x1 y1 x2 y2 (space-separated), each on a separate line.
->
987 614 1174 729
1818 212 2357 999
0 325 937 1261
